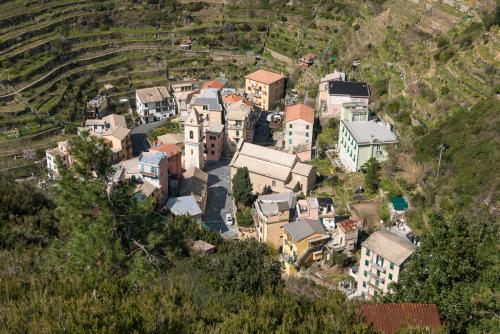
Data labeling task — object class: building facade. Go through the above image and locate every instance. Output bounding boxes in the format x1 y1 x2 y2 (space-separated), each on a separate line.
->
284 104 314 161
151 143 183 180
253 192 296 249
184 109 205 171
136 86 176 123
326 81 370 118
282 219 329 275
205 123 224 161
230 141 316 195
46 141 72 176
226 100 255 145
356 230 417 299
338 120 398 172
245 69 285 111
138 151 169 205
190 88 224 126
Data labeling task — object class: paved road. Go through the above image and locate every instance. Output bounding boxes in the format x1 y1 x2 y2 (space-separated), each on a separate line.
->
130 122 163 156
202 159 237 238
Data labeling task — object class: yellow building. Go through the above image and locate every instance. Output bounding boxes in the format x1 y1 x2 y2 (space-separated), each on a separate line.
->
253 192 296 249
282 219 330 275
245 69 285 111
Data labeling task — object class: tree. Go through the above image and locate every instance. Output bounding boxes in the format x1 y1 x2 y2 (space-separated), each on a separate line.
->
212 239 281 295
363 158 381 192
388 213 499 332
232 167 253 207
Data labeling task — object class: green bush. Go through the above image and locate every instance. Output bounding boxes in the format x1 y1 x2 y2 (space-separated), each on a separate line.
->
236 207 254 227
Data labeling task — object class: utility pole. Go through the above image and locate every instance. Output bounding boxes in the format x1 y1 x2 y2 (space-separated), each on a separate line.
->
436 144 446 177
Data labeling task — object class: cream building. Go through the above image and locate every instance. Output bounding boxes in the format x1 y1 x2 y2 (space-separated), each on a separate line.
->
356 230 417 299
284 104 314 161
229 141 316 195
226 100 256 145
245 69 285 111
282 218 329 275
253 192 296 249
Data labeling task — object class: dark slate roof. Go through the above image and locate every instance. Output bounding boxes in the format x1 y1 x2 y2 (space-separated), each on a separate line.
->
360 304 441 334
328 81 370 97
317 197 333 207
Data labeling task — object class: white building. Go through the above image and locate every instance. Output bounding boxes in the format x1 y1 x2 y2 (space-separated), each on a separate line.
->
284 103 314 161
356 230 417 299
45 141 71 176
135 86 176 123
338 120 398 172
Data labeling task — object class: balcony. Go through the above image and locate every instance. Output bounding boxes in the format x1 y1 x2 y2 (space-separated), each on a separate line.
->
141 170 158 178
370 272 385 284
370 261 386 273
368 281 383 292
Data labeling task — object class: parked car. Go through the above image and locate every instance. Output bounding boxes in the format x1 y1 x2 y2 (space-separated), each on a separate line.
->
225 213 233 226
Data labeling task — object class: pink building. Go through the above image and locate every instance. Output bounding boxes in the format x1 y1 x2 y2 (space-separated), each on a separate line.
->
326 81 370 118
138 151 169 206
296 198 319 220
205 123 224 161
151 143 183 180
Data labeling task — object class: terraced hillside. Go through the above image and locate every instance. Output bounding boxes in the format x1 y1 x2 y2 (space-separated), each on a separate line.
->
0 0 347 176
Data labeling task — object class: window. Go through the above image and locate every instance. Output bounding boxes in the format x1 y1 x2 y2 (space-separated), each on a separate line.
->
376 269 380 277
190 149 193 154
390 262 394 270
289 124 292 128
189 131 193 139
211 144 215 148
306 125 309 129
306 133 309 137
362 281 366 288
363 270 368 277
203 105 208 111
272 180 276 187
211 150 215 155
236 130 239 136
375 255 384 267
366 249 370 256
388 273 393 280
288 139 292 145
364 260 369 266
288 131 292 136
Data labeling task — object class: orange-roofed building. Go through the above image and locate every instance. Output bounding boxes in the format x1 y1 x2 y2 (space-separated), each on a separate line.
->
245 69 285 111
151 143 182 179
284 104 315 161
222 94 243 104
201 80 225 91
359 304 441 334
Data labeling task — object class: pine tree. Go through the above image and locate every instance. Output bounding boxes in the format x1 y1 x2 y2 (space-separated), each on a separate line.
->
363 157 381 193
232 167 253 207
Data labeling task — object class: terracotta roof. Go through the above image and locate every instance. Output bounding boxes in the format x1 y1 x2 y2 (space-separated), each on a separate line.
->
152 144 182 157
201 80 225 90
223 94 243 103
245 69 284 85
285 104 314 123
337 219 358 233
360 304 441 334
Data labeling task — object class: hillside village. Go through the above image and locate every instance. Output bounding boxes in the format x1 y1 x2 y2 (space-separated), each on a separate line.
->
44 63 422 302
0 0 498 332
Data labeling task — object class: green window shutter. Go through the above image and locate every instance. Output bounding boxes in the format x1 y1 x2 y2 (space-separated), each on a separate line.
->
390 262 394 270
362 281 366 288
388 273 393 280
366 249 370 256
364 260 369 266
364 270 368 277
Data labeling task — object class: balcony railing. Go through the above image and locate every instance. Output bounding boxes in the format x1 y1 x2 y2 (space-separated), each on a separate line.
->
368 281 383 292
141 170 158 178
370 261 386 273
370 272 385 284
